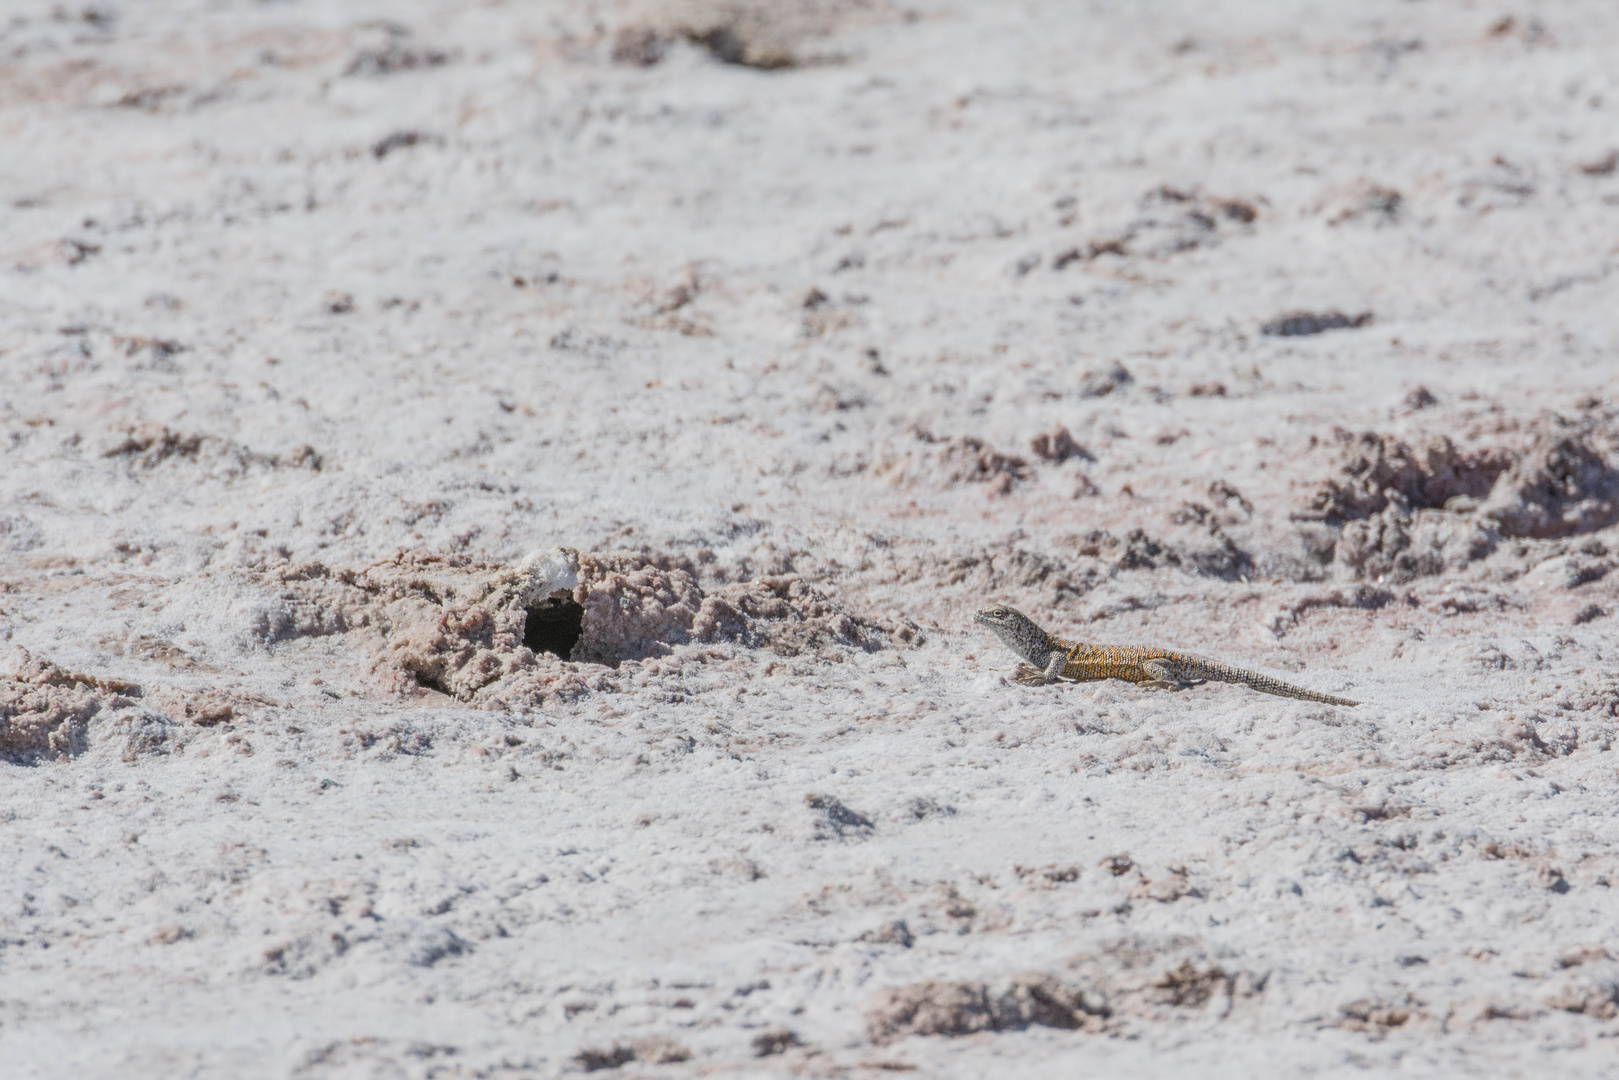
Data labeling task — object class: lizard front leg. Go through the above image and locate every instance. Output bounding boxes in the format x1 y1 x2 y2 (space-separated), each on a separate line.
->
1139 658 1205 691
1013 652 1070 686
1014 664 1047 685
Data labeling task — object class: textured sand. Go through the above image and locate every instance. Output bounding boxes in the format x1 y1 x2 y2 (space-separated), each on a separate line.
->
4 1 1619 1076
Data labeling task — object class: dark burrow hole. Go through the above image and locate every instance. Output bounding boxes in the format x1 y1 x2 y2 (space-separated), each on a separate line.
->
413 670 453 696
525 597 584 660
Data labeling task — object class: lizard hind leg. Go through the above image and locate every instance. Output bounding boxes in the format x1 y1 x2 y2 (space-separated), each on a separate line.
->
1140 658 1204 692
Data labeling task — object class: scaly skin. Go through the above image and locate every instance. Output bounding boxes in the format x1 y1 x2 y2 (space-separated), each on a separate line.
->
973 604 1359 707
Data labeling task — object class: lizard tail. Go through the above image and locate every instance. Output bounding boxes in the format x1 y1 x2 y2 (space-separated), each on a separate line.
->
1202 663 1360 707
1257 681 1360 707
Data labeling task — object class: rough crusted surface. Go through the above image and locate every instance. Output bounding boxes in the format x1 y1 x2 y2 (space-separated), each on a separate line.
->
1303 429 1511 523
4 1 1619 1077
618 0 896 70
573 554 708 665
1301 419 1619 583
1481 425 1619 540
0 651 115 761
866 973 1110 1040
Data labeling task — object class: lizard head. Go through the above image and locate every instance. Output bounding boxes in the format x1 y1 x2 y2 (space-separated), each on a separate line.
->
973 603 1019 628
973 604 1046 659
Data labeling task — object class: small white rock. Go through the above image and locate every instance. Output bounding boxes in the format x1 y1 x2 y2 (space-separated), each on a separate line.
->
514 546 580 605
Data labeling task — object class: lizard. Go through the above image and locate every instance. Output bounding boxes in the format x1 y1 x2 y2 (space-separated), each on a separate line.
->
973 604 1359 706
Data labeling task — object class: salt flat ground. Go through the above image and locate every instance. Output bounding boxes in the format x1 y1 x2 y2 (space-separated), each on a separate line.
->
3 0 1619 1076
